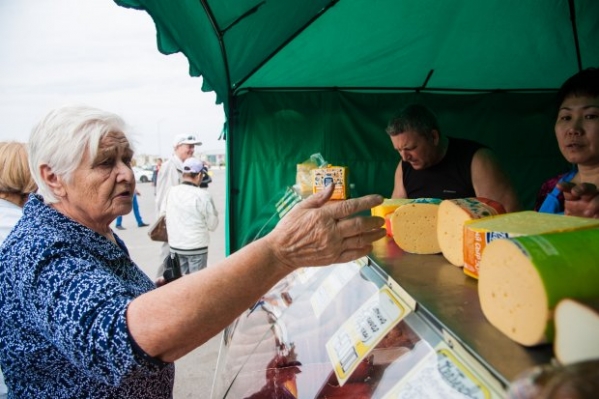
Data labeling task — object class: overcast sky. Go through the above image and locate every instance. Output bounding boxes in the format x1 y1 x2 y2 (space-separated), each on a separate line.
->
0 0 226 158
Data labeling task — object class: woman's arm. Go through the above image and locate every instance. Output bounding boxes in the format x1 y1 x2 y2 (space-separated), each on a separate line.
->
127 184 385 362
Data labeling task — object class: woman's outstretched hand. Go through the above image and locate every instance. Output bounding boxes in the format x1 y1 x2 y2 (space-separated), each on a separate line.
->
265 184 386 271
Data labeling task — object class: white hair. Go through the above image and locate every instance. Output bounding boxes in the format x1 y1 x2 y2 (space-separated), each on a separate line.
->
28 105 134 203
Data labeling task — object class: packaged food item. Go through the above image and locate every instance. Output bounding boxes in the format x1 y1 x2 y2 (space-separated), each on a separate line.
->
390 198 442 254
437 197 505 267
478 229 599 346
463 211 599 279
296 153 327 197
312 166 348 200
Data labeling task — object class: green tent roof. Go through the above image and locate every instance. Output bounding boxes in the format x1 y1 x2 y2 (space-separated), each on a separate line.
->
115 0 598 104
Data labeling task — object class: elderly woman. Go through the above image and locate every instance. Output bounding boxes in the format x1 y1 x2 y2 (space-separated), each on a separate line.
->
0 105 385 398
536 68 599 218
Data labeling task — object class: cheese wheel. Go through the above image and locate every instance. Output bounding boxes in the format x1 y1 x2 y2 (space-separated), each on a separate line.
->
390 198 442 254
463 211 599 279
437 198 505 267
371 199 412 236
554 298 599 365
478 229 599 346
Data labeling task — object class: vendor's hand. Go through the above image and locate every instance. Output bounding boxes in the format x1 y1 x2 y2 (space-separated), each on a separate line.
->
557 181 599 218
265 184 386 271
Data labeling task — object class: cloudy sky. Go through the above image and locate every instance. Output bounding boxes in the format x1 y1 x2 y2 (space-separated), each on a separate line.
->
0 0 226 158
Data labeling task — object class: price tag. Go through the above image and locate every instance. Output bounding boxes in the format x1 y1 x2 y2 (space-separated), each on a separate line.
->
326 286 411 386
382 339 504 399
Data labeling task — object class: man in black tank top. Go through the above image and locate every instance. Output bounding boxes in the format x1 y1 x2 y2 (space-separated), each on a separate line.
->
385 104 520 212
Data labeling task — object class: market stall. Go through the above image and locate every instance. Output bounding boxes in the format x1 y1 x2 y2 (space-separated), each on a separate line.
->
112 1 599 397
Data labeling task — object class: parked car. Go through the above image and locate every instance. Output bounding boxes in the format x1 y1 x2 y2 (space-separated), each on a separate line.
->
133 166 154 183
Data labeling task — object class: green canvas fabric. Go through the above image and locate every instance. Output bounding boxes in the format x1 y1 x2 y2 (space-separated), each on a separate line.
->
228 91 567 252
113 0 597 252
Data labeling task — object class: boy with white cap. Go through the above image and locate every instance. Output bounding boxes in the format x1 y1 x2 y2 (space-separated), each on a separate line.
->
164 157 219 273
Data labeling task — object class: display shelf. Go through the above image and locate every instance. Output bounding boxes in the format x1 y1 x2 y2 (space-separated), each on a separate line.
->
211 238 554 398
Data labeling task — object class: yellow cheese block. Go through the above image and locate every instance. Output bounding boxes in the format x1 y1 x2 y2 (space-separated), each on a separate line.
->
463 211 599 279
437 198 506 267
390 198 442 254
371 199 412 236
371 198 412 218
478 229 599 346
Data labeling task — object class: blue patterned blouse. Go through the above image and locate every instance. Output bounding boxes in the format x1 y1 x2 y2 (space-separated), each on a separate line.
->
0 195 174 398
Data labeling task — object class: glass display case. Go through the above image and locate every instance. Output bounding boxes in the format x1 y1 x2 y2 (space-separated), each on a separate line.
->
210 237 553 398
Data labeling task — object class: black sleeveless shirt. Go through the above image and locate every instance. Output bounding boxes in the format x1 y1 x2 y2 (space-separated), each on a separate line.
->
402 137 485 199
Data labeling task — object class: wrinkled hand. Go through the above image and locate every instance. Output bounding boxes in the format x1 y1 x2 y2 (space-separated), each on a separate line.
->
265 184 386 270
557 181 599 218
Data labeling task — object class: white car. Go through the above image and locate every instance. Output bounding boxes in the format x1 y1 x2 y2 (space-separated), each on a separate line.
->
133 166 154 183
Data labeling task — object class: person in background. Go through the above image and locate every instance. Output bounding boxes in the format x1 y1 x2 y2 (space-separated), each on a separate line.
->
535 67 599 218
152 158 162 193
115 188 148 229
164 157 218 274
385 104 521 212
0 105 386 398
0 141 38 399
155 135 202 273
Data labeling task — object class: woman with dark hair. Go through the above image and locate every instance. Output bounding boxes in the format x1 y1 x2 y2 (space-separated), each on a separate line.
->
536 68 599 218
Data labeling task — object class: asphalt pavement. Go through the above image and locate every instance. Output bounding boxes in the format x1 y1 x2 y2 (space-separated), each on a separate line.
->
115 168 227 398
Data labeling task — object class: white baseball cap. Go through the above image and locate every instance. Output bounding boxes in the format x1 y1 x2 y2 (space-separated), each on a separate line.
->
182 157 207 174
173 134 202 147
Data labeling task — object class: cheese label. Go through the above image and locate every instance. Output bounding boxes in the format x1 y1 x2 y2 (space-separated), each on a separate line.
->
437 198 506 267
382 341 502 399
326 287 411 386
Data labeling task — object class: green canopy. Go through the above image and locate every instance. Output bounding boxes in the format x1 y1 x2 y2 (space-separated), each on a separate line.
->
115 0 599 252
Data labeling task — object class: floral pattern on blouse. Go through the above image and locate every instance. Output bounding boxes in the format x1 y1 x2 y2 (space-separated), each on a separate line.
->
0 195 174 398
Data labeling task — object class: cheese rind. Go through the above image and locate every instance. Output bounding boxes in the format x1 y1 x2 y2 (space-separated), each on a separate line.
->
437 198 505 267
463 211 599 279
478 229 599 346
390 198 442 254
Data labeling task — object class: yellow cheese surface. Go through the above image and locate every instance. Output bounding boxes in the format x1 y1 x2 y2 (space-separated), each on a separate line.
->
371 198 412 218
463 211 599 279
390 199 441 254
437 198 505 267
